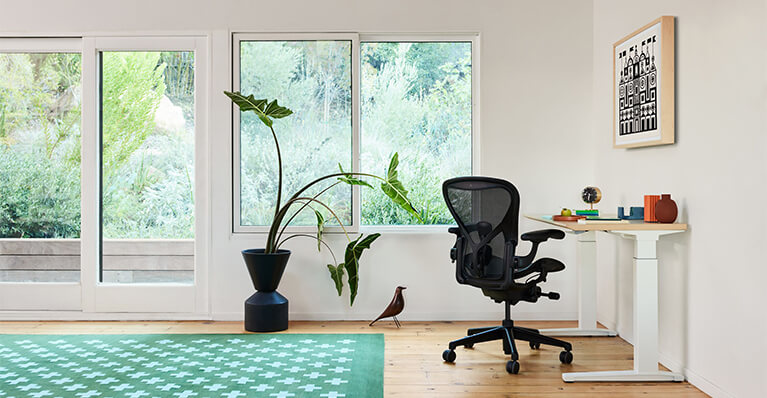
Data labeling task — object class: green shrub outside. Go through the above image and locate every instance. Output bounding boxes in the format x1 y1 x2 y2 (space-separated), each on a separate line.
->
0 52 194 239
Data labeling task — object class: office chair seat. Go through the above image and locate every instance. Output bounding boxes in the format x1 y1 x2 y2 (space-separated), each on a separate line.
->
471 256 564 280
514 257 564 278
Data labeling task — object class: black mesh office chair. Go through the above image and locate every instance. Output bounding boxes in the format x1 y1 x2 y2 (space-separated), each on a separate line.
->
441 176 573 374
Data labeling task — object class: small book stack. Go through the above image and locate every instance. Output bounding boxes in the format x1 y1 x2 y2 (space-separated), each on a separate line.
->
575 209 600 217
577 216 629 224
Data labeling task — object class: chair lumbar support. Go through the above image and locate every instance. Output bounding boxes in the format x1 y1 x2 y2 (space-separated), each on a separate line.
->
440 176 574 374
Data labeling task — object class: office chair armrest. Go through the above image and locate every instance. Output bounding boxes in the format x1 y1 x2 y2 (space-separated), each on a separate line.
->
448 234 467 284
448 226 461 262
449 222 486 235
520 229 565 243
515 229 564 270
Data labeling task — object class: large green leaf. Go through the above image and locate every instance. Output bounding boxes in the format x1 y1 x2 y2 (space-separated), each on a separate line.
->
337 163 373 189
343 233 381 306
314 209 325 252
380 153 422 222
327 263 345 296
224 91 293 128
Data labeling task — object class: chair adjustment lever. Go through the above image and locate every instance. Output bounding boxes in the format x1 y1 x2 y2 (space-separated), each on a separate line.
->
540 291 560 300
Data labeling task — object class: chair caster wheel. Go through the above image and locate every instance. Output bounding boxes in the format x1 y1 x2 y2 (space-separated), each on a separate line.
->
442 349 456 363
506 360 520 374
529 342 540 349
559 350 573 364
464 343 474 349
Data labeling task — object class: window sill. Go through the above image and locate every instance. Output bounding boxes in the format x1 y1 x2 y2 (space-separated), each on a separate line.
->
231 224 454 236
359 225 453 234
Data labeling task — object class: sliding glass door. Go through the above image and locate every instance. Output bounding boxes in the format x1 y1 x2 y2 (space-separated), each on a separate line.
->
0 37 207 314
83 37 207 313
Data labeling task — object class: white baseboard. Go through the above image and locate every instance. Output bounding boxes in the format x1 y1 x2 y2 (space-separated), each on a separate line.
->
212 311 578 322
596 313 617 331
603 324 728 398
593 329 728 397
0 310 577 322
0 311 211 321
658 352 731 398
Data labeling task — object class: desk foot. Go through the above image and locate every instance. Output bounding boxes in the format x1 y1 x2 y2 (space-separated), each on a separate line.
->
562 370 684 383
539 328 617 337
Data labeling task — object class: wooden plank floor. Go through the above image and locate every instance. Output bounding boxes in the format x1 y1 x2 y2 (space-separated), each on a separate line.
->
0 320 708 397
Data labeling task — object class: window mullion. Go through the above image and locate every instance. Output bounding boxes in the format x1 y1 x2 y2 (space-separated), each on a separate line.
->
80 37 98 312
351 34 361 231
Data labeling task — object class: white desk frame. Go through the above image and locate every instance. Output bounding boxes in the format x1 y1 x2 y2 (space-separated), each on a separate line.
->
526 216 686 382
538 230 618 337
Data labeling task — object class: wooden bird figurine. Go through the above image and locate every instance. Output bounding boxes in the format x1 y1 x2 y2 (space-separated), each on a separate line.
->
370 286 406 327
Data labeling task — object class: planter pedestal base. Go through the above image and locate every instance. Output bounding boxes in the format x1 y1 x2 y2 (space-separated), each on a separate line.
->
244 291 289 332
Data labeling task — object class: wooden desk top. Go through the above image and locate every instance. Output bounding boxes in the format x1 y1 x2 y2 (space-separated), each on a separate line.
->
524 214 688 232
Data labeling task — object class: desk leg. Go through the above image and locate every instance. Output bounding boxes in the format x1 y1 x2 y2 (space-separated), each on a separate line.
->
540 230 617 337
562 233 684 382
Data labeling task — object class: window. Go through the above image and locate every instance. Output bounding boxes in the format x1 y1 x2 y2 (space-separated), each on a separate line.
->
232 35 475 231
0 49 82 282
360 41 473 225
235 37 353 228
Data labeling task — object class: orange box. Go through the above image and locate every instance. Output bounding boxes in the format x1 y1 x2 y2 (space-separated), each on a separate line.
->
644 195 660 222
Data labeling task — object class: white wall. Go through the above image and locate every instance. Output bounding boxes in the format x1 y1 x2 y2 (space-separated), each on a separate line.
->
592 1 767 397
0 0 595 321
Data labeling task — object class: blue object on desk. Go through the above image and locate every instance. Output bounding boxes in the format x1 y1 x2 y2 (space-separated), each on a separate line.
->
617 206 644 220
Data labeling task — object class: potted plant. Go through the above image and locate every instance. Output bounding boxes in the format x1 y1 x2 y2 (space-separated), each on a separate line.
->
226 92 422 332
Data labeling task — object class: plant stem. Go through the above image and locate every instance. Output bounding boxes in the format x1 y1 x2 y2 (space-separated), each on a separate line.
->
300 197 350 240
271 125 282 234
284 197 351 242
275 181 342 244
276 234 337 266
266 172 416 253
266 124 283 253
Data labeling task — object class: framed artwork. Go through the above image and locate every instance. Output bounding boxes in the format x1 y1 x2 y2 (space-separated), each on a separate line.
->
613 16 675 149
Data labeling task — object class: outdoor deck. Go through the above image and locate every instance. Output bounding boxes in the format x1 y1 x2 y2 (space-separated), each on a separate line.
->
0 239 194 283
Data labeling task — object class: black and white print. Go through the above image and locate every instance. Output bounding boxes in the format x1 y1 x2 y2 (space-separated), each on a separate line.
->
614 21 664 146
617 34 657 135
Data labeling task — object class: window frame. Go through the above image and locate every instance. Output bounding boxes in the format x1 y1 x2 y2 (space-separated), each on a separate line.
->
231 33 479 234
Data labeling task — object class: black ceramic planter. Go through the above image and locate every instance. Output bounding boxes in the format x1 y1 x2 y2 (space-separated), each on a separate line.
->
242 249 291 332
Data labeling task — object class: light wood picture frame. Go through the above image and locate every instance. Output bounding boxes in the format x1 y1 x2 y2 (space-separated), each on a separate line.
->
613 16 675 149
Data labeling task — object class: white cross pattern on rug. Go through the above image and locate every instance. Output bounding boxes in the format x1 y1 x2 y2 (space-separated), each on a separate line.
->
320 393 346 398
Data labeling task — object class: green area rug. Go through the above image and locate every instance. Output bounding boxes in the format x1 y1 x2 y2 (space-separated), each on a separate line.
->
0 333 383 397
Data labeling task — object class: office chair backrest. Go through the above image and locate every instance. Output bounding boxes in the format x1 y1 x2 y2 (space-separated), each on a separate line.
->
443 177 520 280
